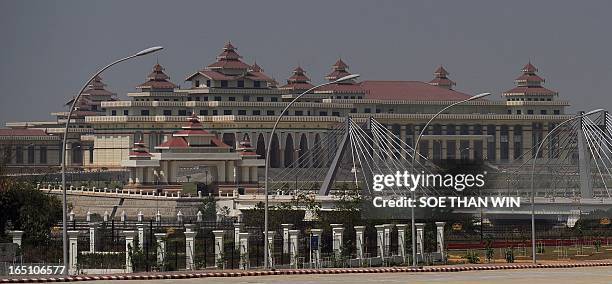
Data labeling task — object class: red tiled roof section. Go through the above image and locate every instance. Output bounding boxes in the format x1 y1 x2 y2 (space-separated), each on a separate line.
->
137 63 178 90
504 86 557 96
208 41 250 70
316 83 368 94
0 129 50 136
361 81 474 101
280 66 315 91
158 137 189 148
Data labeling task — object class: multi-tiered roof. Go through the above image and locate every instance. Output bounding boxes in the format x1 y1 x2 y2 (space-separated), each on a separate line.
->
428 66 456 90
279 66 315 92
316 59 366 94
136 63 178 91
503 62 557 97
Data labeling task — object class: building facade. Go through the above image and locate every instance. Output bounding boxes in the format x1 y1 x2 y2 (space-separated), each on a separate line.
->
3 42 574 184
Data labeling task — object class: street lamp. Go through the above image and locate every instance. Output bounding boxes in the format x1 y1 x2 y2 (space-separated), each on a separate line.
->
528 108 603 263
263 73 360 269
410 92 491 266
60 46 163 274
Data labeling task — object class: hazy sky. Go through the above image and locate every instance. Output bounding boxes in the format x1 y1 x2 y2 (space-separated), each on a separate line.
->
1 0 612 126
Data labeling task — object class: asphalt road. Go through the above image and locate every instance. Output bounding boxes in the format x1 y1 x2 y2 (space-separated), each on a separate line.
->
90 267 611 284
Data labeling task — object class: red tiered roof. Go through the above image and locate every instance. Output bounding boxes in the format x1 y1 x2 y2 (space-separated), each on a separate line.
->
137 63 178 90
428 65 456 89
279 66 315 91
325 59 352 81
207 41 251 70
156 114 229 149
503 62 557 96
129 139 153 157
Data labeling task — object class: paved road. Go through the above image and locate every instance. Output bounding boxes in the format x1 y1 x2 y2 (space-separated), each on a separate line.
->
91 267 611 284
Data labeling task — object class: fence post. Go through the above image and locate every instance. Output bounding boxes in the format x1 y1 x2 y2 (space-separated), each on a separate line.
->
436 222 446 259
281 224 293 254
239 232 250 269
184 224 196 270
154 232 168 268
310 229 322 268
331 224 345 261
68 230 80 275
89 222 98 253
123 230 137 273
354 226 365 259
212 230 225 268
289 229 299 268
375 225 385 258
416 223 425 262
234 223 242 250
266 231 276 268
396 224 408 261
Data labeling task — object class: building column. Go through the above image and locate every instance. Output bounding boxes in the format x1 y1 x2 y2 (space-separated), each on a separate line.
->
241 166 250 183
415 223 425 258
250 167 258 183
154 232 168 266
435 222 446 256
8 230 24 248
508 127 515 159
239 232 250 269
495 126 501 162
281 224 293 254
354 226 366 259
68 230 80 275
226 161 235 183
124 230 136 273
213 230 225 268
375 224 385 258
217 162 226 184
396 224 408 260
331 224 344 258
185 224 196 270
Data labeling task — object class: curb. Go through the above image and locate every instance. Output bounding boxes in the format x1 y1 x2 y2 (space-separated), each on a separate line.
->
1 262 611 282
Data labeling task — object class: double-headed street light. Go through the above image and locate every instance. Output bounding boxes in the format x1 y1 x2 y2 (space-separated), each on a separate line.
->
263 73 360 269
410 92 491 266
60 46 163 274
529 108 604 263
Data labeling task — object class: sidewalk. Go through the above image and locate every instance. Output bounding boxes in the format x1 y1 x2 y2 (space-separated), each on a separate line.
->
1 261 611 283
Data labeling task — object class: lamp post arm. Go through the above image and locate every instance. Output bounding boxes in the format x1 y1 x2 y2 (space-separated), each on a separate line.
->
60 54 138 275
529 111 596 263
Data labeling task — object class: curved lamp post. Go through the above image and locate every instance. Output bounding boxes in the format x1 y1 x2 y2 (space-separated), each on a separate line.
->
60 46 163 274
263 73 360 268
529 108 603 263
410 92 491 266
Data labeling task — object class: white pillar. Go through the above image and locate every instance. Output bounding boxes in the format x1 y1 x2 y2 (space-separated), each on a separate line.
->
250 167 258 183
239 232 250 269
184 224 196 270
375 225 385 258
154 232 168 266
354 226 366 259
137 223 145 250
310 228 322 268
331 224 344 258
384 224 393 257
435 222 446 255
396 224 408 260
124 230 137 273
68 230 80 275
213 230 225 268
89 222 98 253
8 230 24 247
266 231 276 268
289 229 299 267
234 223 242 250
415 223 425 258
281 224 293 254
